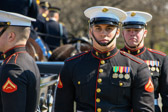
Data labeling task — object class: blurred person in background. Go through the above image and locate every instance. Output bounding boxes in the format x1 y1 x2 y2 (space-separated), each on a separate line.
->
45 6 68 51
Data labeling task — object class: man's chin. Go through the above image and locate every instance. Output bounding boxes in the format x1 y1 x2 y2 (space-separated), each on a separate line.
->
127 43 138 48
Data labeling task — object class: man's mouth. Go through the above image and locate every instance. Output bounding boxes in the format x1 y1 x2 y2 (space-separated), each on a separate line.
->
99 39 109 43
129 38 136 41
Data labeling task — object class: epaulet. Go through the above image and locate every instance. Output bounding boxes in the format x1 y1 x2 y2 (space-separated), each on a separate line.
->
4 53 17 65
147 48 166 56
66 50 90 61
120 51 143 64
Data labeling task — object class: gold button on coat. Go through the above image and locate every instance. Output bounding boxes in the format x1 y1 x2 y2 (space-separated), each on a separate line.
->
128 50 131 54
96 98 100 103
99 69 103 73
97 78 102 83
96 88 101 93
119 82 123 86
137 50 140 53
100 60 105 64
107 52 110 56
97 108 102 112
96 52 99 56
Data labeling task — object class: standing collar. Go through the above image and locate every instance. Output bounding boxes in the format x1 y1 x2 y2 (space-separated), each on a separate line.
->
91 47 119 59
1 45 26 59
122 46 146 56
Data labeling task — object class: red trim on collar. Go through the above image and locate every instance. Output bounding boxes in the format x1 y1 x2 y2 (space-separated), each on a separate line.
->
91 50 119 60
135 47 146 56
93 47 115 53
125 45 144 52
1 45 25 56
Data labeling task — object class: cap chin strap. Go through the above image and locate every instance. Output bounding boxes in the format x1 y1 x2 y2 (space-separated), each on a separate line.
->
123 30 145 49
91 27 118 46
0 26 8 37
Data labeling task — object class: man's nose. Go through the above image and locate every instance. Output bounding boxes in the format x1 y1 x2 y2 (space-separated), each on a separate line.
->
100 29 108 35
130 30 136 35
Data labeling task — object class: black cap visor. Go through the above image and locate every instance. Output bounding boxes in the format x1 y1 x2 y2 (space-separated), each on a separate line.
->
123 25 145 29
90 17 119 26
122 21 146 29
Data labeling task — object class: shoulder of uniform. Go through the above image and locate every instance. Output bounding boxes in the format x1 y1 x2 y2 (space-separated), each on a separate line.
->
147 48 166 56
120 51 144 64
66 50 90 62
2 61 21 71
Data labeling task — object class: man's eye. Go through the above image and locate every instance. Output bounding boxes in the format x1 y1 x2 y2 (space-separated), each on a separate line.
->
135 29 140 32
126 29 131 32
106 27 114 31
106 27 112 30
95 27 101 31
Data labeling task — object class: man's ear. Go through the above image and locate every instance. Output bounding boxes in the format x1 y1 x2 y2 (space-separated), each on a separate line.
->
8 32 16 42
121 29 125 38
144 29 148 38
116 28 120 38
89 28 92 38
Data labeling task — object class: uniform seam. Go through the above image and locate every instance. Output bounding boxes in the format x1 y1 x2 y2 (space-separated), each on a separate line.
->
95 60 100 112
15 53 19 64
147 48 166 56
120 51 143 64
66 51 90 61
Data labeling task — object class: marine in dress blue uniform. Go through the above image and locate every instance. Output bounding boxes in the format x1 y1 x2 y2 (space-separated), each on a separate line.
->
55 6 154 112
45 7 68 51
32 1 52 58
0 10 40 112
121 11 168 112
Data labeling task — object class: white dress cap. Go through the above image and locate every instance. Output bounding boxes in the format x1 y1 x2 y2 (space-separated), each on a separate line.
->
84 6 127 22
0 10 36 27
123 11 152 24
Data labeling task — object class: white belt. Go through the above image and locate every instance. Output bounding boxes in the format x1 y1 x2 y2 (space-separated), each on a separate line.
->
154 99 158 105
77 100 159 112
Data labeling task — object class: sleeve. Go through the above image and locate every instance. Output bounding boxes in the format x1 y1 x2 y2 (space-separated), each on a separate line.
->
0 64 27 112
54 61 75 112
159 56 168 112
132 63 154 112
